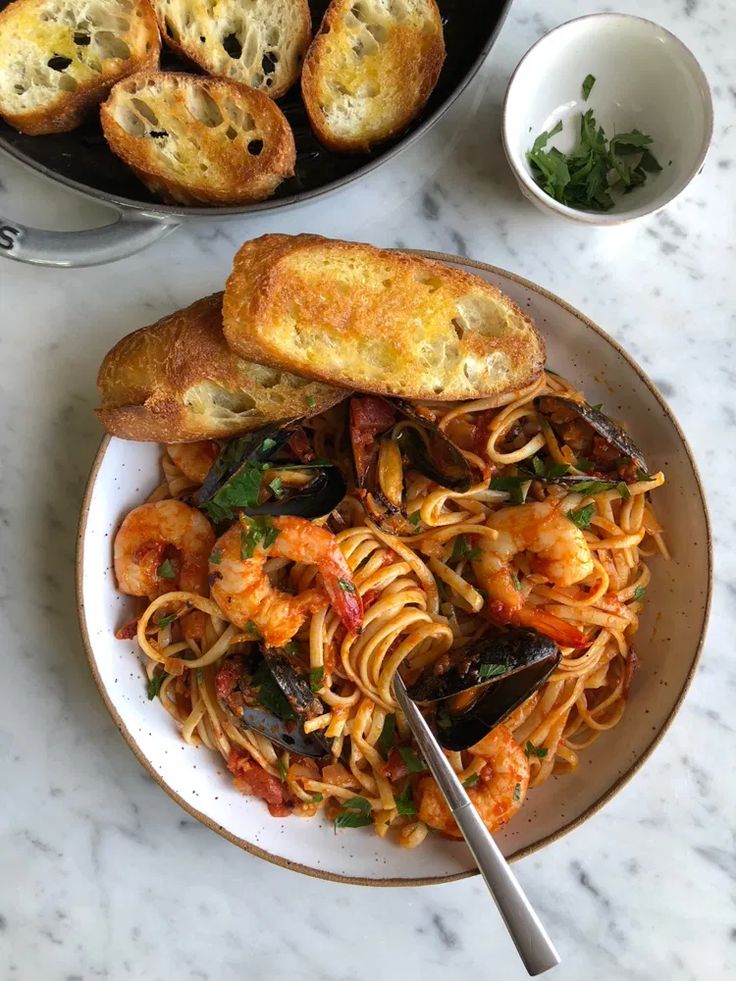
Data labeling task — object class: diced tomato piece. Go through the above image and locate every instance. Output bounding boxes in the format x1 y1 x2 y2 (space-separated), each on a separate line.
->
115 618 138 640
382 748 409 781
215 660 242 699
350 396 397 483
227 751 290 817
286 427 315 463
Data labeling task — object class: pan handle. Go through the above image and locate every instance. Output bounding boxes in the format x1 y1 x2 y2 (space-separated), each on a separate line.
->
0 208 178 267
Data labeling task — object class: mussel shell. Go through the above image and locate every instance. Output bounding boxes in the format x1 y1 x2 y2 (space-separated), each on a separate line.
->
245 465 347 519
407 629 561 752
536 396 647 471
409 629 558 704
193 425 346 520
218 649 330 758
223 703 330 758
263 649 323 719
437 651 560 751
392 400 473 492
195 424 288 503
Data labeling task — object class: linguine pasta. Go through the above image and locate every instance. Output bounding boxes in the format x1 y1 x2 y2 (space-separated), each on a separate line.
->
118 372 666 847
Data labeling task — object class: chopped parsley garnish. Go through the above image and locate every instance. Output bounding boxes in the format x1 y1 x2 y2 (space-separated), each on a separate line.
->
511 573 522 592
617 481 632 501
268 477 284 499
450 534 481 563
377 714 397 755
202 462 263 523
582 74 596 100
261 438 277 454
309 793 324 804
568 478 622 495
591 403 603 412
337 578 356 593
524 741 548 760
636 467 655 482
209 548 222 565
575 457 595 472
309 666 325 692
306 394 317 410
513 782 522 802
146 670 167 700
394 784 416 816
527 108 662 212
334 796 373 830
478 662 506 680
528 456 571 480
277 757 287 783
633 586 647 602
244 620 261 638
398 747 428 773
156 613 177 629
157 558 176 580
462 773 480 788
408 510 422 527
566 503 596 529
240 515 280 559
252 660 295 721
489 475 527 504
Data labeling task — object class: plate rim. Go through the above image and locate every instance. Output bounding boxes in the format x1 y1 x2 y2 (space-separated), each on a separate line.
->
75 252 713 886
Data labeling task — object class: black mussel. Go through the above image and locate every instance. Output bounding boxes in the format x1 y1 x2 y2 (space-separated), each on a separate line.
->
393 400 473 492
349 396 472 533
263 648 323 719
192 424 346 522
535 395 647 476
407 629 560 752
217 652 329 758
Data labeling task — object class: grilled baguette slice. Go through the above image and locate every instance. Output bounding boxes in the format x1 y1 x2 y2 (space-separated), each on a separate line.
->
96 293 348 442
0 0 159 135
100 72 296 205
152 0 311 100
222 234 546 401
301 0 444 153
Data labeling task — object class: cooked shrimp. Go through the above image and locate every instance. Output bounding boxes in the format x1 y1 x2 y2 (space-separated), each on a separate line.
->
416 725 529 837
114 500 215 598
472 500 593 647
210 516 363 648
166 441 219 484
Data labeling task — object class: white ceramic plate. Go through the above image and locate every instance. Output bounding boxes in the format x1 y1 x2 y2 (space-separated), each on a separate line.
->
76 254 712 885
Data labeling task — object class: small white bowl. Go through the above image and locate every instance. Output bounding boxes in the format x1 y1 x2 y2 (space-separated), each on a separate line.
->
502 14 713 224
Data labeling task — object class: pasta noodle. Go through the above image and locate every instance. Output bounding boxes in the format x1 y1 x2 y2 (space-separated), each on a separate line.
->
115 372 666 846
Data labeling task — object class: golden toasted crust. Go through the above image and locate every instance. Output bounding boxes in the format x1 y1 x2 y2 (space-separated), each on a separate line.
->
100 72 296 205
222 234 546 401
152 0 311 100
301 0 445 153
96 292 349 442
0 0 160 135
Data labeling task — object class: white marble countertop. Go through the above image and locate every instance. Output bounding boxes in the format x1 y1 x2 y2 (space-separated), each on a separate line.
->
1 1 734 978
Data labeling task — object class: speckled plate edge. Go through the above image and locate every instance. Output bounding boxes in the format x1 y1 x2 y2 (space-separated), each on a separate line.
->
75 252 713 886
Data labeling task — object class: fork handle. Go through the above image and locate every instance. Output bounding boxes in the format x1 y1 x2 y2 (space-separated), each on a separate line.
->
393 676 560 976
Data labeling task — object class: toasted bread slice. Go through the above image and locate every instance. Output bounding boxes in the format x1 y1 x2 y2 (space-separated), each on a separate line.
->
222 235 546 401
301 0 444 153
152 0 311 100
0 0 160 135
100 71 296 205
96 292 349 442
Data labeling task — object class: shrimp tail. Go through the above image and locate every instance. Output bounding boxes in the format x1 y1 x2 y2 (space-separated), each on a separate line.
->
324 577 364 635
488 600 589 649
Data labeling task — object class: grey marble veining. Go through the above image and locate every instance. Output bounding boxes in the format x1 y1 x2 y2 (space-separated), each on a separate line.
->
1 0 734 978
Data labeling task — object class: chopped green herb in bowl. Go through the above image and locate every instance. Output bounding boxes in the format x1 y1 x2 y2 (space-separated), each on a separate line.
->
526 90 662 212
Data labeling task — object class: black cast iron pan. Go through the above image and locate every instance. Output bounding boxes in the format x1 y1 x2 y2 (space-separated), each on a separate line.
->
0 0 512 266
